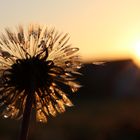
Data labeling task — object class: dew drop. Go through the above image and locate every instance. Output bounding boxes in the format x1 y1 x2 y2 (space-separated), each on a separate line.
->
76 65 81 69
65 61 72 67
72 87 78 92
65 48 79 56
6 107 10 111
4 115 8 118
39 119 43 122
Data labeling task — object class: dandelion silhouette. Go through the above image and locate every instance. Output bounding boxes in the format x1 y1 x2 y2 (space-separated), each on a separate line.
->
0 24 81 140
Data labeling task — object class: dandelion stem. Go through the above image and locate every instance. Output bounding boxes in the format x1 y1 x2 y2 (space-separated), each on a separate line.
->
19 89 34 140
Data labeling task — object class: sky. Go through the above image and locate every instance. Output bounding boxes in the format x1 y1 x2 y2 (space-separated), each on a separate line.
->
0 0 140 62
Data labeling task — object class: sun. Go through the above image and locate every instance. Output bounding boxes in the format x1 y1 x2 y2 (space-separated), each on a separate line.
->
132 41 140 67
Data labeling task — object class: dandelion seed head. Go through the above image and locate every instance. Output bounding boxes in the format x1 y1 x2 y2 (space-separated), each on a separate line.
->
0 24 81 122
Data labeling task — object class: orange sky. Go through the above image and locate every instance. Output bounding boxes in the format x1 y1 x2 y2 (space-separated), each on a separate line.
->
0 0 140 62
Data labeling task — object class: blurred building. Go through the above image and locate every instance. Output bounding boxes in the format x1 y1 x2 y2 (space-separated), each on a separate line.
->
78 59 140 99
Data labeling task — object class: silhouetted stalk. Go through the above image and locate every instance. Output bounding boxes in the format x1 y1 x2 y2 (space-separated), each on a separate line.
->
19 89 34 140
